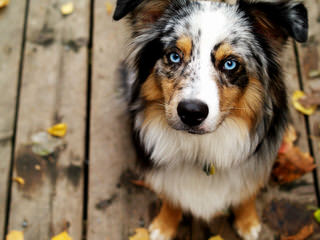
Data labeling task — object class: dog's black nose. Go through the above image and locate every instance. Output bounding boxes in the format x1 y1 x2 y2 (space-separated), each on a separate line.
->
177 100 209 126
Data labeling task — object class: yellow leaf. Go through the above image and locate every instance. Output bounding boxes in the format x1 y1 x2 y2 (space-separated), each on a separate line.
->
61 2 74 15
0 0 9 8
105 1 113 15
51 232 72 240
314 209 320 223
129 228 149 240
47 123 68 137
208 236 224 240
292 90 316 115
6 231 24 240
12 177 25 185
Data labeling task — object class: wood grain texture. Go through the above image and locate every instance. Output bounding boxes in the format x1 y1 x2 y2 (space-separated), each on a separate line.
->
297 0 320 193
0 0 27 236
87 0 161 239
7 0 89 239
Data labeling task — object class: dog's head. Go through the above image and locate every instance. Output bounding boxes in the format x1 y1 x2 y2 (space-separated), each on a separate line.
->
114 0 308 135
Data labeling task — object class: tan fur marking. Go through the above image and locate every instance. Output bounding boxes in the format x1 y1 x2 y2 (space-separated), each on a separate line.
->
176 36 193 60
233 77 263 129
215 43 233 62
150 200 183 238
220 77 263 130
141 73 163 102
233 195 260 236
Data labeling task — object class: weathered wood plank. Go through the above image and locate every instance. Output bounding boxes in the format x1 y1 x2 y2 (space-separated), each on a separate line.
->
7 0 89 239
0 0 27 236
297 0 320 193
87 0 160 239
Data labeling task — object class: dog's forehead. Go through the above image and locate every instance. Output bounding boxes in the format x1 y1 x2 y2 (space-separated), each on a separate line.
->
162 2 251 50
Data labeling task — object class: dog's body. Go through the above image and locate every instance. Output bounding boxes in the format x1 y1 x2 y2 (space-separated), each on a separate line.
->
113 0 308 239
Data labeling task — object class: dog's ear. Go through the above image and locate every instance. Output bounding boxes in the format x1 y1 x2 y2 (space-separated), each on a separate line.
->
113 0 171 25
238 0 308 44
113 0 144 20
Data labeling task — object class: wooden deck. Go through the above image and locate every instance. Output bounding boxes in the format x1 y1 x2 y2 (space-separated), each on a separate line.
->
1 0 320 239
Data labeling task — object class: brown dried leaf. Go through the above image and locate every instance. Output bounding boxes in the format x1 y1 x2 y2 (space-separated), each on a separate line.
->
264 200 313 239
272 125 316 184
281 224 314 240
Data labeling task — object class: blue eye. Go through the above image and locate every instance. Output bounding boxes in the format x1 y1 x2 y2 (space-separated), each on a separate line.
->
169 52 181 64
223 60 238 71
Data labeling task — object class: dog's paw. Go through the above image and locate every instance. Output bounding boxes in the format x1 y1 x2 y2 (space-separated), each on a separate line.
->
149 224 173 240
235 223 261 240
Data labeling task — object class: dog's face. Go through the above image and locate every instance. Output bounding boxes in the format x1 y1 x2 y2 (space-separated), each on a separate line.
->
114 0 308 134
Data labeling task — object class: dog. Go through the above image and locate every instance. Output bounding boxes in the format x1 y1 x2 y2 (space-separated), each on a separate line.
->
113 0 308 239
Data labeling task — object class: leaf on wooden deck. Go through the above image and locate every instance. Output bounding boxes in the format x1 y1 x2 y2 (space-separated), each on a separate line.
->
60 2 74 16
51 232 72 240
298 89 320 109
129 228 149 240
272 125 316 184
31 132 64 156
314 209 320 223
264 200 314 240
308 70 320 79
105 1 114 15
292 90 317 115
12 177 25 185
208 235 224 240
6 231 24 240
0 0 9 8
280 224 314 240
47 123 68 137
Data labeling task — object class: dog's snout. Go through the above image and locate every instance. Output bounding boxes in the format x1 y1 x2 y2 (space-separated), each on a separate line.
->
177 100 209 126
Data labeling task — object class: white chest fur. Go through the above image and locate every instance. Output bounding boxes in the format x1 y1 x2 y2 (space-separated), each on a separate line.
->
138 114 270 220
146 158 266 220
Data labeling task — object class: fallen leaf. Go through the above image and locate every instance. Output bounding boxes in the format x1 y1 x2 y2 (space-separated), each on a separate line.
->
12 177 25 185
314 209 320 223
292 90 317 115
6 231 24 240
272 125 316 184
105 1 113 15
298 89 320 108
0 0 9 8
129 228 149 240
60 2 74 16
208 236 224 240
264 200 313 239
308 69 320 79
31 131 64 156
51 232 72 240
281 224 314 240
47 123 67 137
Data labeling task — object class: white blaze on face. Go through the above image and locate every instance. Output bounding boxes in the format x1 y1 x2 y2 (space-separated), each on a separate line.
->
173 4 243 131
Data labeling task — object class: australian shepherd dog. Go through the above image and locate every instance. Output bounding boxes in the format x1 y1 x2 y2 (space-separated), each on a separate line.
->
113 0 308 239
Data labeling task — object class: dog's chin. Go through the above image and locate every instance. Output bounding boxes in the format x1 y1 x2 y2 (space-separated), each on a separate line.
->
167 121 215 135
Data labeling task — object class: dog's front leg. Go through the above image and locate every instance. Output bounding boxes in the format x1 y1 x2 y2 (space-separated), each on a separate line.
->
233 195 261 240
149 200 182 240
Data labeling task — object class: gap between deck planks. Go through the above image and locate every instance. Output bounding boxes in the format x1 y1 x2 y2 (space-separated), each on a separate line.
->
0 0 27 238
297 0 320 202
7 0 89 239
